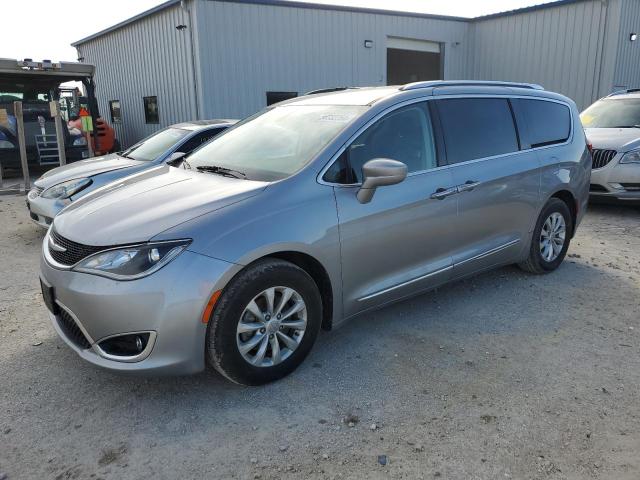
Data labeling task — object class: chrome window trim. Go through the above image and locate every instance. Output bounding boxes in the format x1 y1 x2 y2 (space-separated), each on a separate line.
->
317 94 575 188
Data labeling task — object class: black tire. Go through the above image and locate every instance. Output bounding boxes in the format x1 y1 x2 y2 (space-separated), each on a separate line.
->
206 258 322 385
519 198 573 274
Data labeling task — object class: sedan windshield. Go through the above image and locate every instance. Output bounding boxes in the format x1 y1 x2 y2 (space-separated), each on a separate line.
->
580 98 640 128
186 105 366 181
121 127 190 161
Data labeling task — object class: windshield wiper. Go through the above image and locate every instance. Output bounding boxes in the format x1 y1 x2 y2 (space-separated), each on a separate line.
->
610 125 640 128
196 165 246 179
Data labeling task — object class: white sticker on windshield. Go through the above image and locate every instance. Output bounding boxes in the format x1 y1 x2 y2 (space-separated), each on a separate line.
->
318 114 355 123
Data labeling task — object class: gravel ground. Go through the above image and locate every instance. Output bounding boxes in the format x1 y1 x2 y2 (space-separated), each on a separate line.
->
1 194 639 480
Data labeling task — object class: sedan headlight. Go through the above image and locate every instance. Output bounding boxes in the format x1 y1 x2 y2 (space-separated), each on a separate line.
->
619 149 640 164
72 136 87 146
73 240 191 280
41 178 92 199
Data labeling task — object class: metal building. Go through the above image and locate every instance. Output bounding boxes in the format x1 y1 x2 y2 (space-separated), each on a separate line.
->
72 0 640 147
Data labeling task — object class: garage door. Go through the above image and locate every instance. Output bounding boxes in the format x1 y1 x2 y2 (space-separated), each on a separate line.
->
387 37 441 85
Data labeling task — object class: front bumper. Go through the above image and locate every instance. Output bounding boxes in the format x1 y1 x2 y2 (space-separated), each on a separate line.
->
590 155 640 202
40 242 241 375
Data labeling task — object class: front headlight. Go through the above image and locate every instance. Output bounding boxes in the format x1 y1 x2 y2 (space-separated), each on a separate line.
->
41 178 92 199
619 149 640 164
72 136 87 146
73 240 190 280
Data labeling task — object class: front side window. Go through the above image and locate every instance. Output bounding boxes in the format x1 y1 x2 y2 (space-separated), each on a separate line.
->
436 98 519 164
177 129 223 154
326 102 437 184
580 98 640 128
186 105 365 181
120 127 190 161
143 96 159 124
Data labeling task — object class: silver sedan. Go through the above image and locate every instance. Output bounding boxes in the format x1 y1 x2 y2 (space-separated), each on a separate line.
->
27 120 236 227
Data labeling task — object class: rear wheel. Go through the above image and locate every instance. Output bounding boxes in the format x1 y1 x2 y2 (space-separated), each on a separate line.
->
206 258 322 385
519 198 572 274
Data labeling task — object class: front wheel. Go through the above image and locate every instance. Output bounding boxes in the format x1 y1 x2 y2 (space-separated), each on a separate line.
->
206 258 322 385
519 198 573 274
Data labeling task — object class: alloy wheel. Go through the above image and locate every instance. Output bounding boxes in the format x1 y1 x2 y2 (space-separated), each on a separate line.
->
539 212 566 262
236 286 307 367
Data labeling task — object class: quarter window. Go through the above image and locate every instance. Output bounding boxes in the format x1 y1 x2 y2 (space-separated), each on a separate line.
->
513 99 570 148
435 98 519 164
328 102 437 184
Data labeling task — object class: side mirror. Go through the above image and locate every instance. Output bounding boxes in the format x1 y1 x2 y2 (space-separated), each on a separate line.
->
357 158 407 204
166 151 186 165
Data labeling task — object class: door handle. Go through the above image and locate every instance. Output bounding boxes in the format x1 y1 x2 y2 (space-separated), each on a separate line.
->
430 186 458 200
457 180 481 193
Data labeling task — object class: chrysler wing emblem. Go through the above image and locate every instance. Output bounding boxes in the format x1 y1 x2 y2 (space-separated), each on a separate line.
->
48 235 67 252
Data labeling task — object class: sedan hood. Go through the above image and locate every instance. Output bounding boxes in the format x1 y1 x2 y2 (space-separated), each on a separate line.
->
53 165 268 245
584 128 640 152
35 154 145 189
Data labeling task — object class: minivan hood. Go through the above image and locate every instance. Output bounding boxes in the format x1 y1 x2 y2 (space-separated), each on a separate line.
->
53 165 268 245
584 127 640 152
35 153 145 189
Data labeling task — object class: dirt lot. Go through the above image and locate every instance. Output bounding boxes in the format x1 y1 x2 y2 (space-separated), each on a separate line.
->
1 194 639 480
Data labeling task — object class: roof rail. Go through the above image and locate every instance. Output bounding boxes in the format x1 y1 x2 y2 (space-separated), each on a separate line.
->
304 87 358 95
607 88 640 97
400 80 544 91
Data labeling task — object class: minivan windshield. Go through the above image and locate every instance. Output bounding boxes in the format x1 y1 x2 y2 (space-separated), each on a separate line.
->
186 105 366 181
580 98 640 128
121 127 190 161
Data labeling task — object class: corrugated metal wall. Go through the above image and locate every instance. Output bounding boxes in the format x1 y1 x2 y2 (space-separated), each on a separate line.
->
194 0 469 119
466 0 622 110
76 0 640 144
612 0 640 90
76 4 198 147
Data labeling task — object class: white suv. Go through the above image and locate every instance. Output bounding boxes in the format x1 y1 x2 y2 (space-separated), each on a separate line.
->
581 89 640 202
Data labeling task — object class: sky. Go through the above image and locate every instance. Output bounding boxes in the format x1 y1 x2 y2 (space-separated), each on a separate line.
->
3 0 555 63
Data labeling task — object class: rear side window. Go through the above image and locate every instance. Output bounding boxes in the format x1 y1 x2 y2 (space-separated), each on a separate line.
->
435 98 519 164
513 99 571 148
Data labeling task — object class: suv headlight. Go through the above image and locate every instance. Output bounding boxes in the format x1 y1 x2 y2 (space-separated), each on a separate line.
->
41 178 92 199
72 136 88 146
73 240 190 280
619 149 640 164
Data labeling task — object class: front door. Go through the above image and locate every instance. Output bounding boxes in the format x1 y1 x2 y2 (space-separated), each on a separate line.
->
330 101 458 318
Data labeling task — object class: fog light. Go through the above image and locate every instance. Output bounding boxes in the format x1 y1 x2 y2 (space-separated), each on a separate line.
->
98 332 151 357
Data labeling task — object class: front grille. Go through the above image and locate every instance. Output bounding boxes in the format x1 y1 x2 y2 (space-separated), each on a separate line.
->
591 149 617 169
590 184 608 192
49 229 105 266
57 308 91 349
620 183 640 191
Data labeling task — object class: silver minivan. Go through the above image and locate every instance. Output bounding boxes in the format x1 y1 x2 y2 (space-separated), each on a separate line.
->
40 81 590 385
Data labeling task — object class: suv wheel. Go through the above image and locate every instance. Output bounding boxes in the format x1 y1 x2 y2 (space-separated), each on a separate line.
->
206 258 322 385
519 198 573 274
